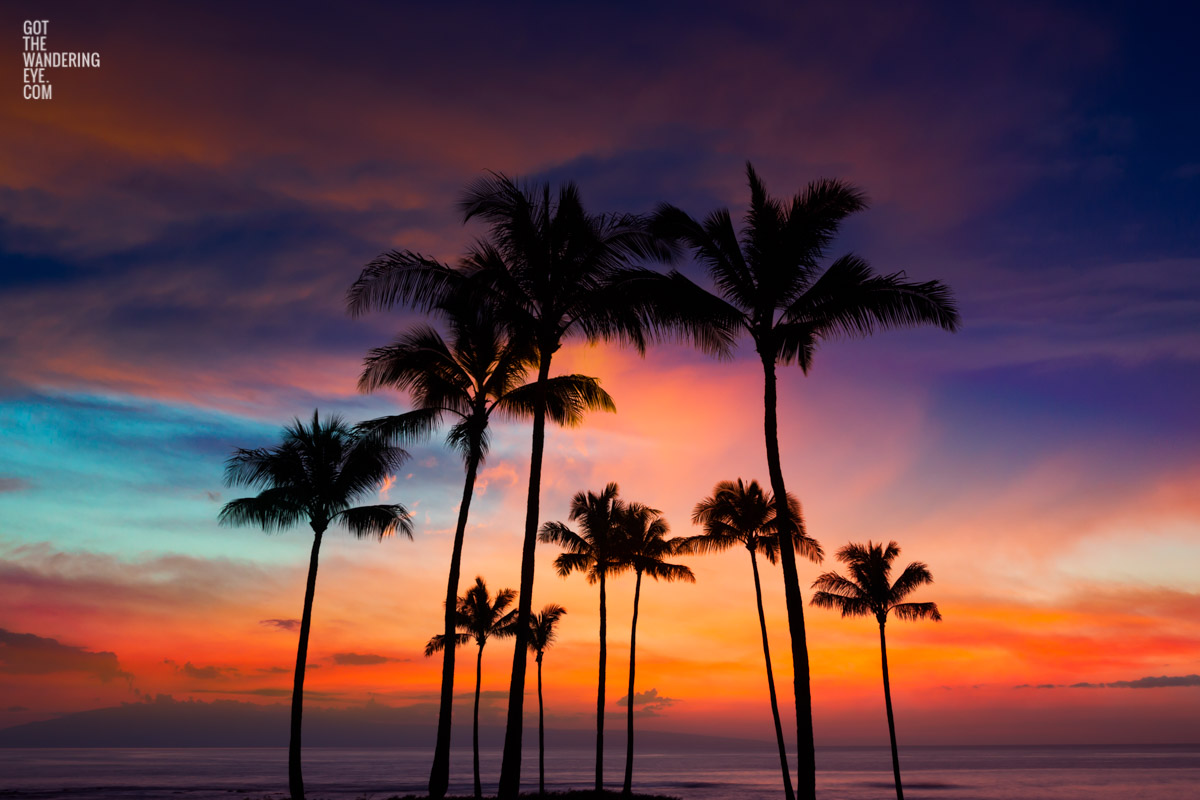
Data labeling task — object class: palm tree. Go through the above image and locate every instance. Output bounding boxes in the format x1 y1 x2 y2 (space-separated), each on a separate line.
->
426 576 519 799
616 502 694 795
811 541 941 800
527 603 568 795
679 479 823 800
538 482 631 791
646 163 960 799
347 174 710 797
219 411 412 800
356 306 614 799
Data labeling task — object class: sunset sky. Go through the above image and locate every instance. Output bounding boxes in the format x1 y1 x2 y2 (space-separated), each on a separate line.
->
1 2 1198 748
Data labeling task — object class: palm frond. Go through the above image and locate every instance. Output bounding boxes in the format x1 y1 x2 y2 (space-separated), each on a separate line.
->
335 504 413 540
891 601 942 622
356 326 473 411
551 551 594 579
355 408 443 446
346 250 459 317
673 531 738 556
218 491 306 532
597 266 739 359
889 560 936 602
651 203 756 315
642 560 696 583
425 632 471 656
811 571 869 602
810 590 874 619
496 374 617 427
538 521 590 553
772 320 818 372
333 433 410 505
785 255 960 341
528 604 568 653
223 445 303 490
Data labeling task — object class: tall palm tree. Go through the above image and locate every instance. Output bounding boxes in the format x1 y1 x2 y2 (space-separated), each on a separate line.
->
219 411 411 800
616 503 694 795
426 576 519 799
679 479 823 800
647 163 960 799
527 603 568 796
347 174 715 796
357 306 614 799
538 482 631 791
811 541 941 800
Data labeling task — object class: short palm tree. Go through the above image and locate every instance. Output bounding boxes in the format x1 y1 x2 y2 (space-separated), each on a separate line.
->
527 603 568 795
616 503 694 795
680 479 822 800
426 576 519 800
811 541 941 800
646 163 960 800
538 482 631 791
357 306 613 798
347 175 693 797
219 411 412 800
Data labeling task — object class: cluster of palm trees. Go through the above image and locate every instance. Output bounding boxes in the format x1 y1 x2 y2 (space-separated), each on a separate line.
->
219 163 959 800
539 483 694 795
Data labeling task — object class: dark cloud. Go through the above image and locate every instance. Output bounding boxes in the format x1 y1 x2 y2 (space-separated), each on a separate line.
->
182 662 234 680
1107 674 1200 689
0 629 131 683
0 477 32 493
259 618 300 632
616 687 676 716
1019 674 1200 690
331 652 402 666
4 705 29 712
188 687 343 700
163 658 236 680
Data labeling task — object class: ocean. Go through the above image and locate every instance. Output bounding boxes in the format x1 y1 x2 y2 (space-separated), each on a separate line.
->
1 745 1197 799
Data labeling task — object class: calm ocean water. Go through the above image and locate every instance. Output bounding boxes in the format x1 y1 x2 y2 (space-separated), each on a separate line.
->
1 745 1197 799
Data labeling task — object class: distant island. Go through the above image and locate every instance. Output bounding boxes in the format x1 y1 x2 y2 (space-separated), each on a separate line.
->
0 695 770 751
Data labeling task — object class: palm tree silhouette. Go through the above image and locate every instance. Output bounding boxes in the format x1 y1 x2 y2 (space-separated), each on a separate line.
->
527 603 568 795
538 482 631 791
647 163 959 799
426 576 519 799
346 175 693 797
679 479 822 800
219 411 411 800
811 541 941 800
616 502 694 795
356 306 613 798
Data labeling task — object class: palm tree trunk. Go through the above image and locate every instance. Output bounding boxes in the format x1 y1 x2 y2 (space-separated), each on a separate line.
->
537 654 546 795
289 523 324 800
622 570 643 794
500 353 553 798
596 569 607 791
429 448 481 799
474 643 484 799
760 353 816 800
750 548 796 800
879 623 903 800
